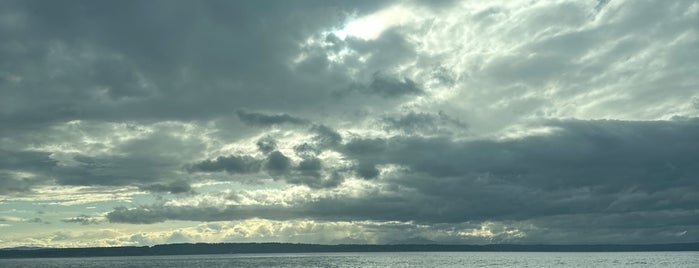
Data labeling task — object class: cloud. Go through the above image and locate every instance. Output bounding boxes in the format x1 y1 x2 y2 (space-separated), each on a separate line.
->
0 150 56 194
0 171 41 194
265 151 292 175
236 110 309 127
364 72 423 97
105 118 699 243
26 217 45 224
139 180 193 194
189 155 262 174
61 215 101 225
354 162 380 179
297 157 322 175
255 137 278 154
381 111 468 135
106 205 295 224
2 0 699 246
311 124 343 148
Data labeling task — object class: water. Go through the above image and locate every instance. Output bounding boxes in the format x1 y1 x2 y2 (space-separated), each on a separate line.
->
0 252 697 267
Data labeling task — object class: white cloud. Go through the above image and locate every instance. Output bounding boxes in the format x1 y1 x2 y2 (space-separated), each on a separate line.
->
334 5 417 40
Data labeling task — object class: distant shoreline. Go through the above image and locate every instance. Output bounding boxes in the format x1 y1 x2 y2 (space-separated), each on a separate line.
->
1 242 698 259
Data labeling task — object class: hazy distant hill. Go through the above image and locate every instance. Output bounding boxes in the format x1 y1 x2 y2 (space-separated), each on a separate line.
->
1 242 698 258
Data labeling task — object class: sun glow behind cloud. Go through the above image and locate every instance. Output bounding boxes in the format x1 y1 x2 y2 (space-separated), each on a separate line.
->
333 5 415 40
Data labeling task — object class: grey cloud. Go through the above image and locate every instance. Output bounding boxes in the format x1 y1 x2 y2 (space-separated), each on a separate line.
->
289 125 343 158
61 215 100 225
346 29 417 75
594 0 611 12
0 149 57 171
293 143 322 158
189 148 342 188
311 124 343 148
189 155 261 174
139 180 193 194
365 73 423 97
265 151 291 175
0 150 56 193
297 157 322 174
106 118 699 243
373 119 699 192
281 154 346 188
107 205 298 224
381 111 468 134
285 171 344 189
0 0 394 130
383 112 435 133
26 217 45 224
256 137 278 154
344 138 387 155
236 110 309 127
336 118 699 223
354 162 380 179
54 155 163 186
25 125 208 186
51 129 204 186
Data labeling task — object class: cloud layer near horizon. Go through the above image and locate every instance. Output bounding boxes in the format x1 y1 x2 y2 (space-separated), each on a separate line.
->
1 0 698 247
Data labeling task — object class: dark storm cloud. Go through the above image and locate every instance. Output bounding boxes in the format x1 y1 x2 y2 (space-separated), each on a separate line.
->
0 0 394 128
106 118 699 242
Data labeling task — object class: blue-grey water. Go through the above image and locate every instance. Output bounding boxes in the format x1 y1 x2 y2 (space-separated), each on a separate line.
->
1 252 697 267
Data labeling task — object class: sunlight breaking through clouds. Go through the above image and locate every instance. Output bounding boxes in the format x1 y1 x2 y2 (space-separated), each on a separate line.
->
1 0 698 248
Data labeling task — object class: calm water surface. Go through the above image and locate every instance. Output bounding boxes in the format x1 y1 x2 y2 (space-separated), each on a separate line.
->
1 252 697 267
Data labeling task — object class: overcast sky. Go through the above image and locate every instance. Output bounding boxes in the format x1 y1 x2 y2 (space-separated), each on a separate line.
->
1 0 698 248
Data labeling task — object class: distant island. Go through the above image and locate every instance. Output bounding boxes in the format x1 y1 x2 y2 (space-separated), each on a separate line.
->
1 242 698 258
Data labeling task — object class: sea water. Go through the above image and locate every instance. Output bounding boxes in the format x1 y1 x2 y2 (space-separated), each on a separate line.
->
0 251 697 268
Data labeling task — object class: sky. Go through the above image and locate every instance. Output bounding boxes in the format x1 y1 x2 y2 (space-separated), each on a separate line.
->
1 0 698 248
